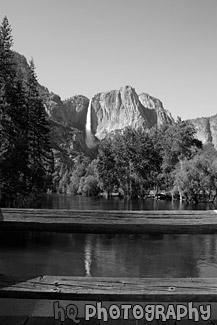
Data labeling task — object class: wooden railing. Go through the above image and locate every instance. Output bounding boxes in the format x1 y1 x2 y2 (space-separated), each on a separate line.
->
1 209 217 324
1 208 217 233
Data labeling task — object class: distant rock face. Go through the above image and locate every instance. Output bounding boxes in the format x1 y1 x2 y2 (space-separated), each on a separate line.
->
63 96 89 131
90 86 174 140
189 115 217 149
139 93 174 126
45 93 66 125
45 94 89 131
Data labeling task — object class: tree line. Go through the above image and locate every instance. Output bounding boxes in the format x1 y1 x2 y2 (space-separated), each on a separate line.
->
61 120 217 203
0 16 53 207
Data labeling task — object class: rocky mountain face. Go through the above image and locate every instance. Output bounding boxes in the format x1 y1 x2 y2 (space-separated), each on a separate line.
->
13 53 174 148
139 93 174 126
188 115 217 149
45 94 89 132
90 86 174 140
42 83 174 147
45 85 174 143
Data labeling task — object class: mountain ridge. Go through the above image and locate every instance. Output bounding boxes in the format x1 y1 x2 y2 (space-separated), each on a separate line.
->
15 50 216 149
13 51 217 193
11 50 217 194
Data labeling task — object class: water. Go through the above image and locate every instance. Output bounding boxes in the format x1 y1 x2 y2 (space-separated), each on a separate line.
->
28 193 217 210
1 232 217 278
2 194 217 278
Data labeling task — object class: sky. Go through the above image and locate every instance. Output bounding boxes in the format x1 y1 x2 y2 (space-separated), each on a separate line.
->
1 0 216 120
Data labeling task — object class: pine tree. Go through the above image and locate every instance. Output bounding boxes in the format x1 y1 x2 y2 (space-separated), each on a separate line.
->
0 16 15 161
0 16 53 206
26 59 54 194
0 16 27 205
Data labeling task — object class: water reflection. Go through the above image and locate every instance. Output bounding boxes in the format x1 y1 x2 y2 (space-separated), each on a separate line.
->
29 194 217 210
1 232 217 278
3 194 217 278
90 234 200 277
84 234 92 276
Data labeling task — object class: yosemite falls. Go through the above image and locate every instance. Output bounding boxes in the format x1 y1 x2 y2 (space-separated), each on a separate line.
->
85 99 97 149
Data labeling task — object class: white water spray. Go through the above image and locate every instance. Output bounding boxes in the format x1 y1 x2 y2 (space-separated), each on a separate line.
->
85 99 97 148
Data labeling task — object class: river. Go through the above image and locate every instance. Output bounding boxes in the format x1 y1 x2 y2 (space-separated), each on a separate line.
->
28 193 217 211
1 194 217 278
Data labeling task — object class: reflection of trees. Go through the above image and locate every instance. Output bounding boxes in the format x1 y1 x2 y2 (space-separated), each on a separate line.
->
84 234 217 278
196 235 217 264
3 231 217 278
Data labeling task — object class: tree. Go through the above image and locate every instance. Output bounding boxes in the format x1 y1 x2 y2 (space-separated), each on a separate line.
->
0 16 29 205
152 119 202 191
97 138 118 195
173 145 217 202
96 127 162 197
78 175 100 196
128 128 162 194
68 155 91 194
0 17 54 206
110 128 162 197
26 59 54 194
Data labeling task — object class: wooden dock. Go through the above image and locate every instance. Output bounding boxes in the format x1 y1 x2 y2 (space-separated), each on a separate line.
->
1 275 217 324
1 315 215 325
1 208 217 234
1 275 217 302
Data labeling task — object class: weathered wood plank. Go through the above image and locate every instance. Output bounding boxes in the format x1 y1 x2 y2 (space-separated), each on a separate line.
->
25 317 60 325
1 209 217 234
2 208 217 214
99 320 136 325
0 316 29 325
1 275 217 302
65 319 100 325
21 318 100 325
0 316 214 325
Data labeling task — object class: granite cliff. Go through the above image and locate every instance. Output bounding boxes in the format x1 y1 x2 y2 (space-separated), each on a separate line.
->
188 114 217 149
45 85 174 142
45 94 89 132
12 53 175 148
13 52 217 152
40 83 174 146
90 86 174 140
139 93 174 126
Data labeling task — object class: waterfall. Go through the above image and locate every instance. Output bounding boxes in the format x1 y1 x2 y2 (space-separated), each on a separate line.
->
85 99 96 148
84 235 92 276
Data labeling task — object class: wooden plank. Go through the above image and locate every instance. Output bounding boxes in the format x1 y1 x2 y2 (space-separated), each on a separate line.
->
99 320 136 325
2 208 217 215
1 275 217 302
0 316 215 325
1 209 217 234
65 319 100 325
81 319 100 325
0 316 29 325
140 321 174 325
25 317 60 325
